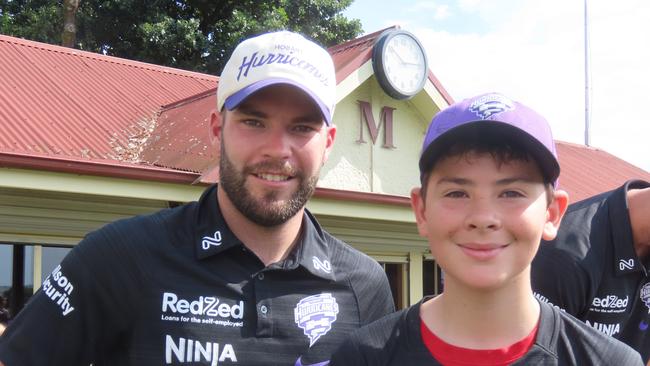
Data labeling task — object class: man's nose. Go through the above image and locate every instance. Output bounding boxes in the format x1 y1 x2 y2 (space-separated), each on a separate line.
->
261 128 291 159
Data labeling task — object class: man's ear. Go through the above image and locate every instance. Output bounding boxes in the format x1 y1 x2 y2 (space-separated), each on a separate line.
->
321 124 337 165
542 189 569 241
209 110 223 147
411 187 429 238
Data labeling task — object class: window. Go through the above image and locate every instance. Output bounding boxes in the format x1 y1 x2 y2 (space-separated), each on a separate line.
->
382 262 406 309
423 259 443 297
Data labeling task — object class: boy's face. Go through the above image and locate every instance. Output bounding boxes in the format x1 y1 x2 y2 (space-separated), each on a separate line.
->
411 151 567 291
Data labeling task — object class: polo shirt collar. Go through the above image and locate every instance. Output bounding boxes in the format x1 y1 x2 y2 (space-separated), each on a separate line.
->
610 180 650 276
194 184 243 259
288 210 336 282
192 185 336 281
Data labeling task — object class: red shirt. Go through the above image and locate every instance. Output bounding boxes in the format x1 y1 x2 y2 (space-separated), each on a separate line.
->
420 319 539 366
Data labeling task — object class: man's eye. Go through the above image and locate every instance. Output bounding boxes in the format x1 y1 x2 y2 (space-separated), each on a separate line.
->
242 119 263 128
292 125 317 133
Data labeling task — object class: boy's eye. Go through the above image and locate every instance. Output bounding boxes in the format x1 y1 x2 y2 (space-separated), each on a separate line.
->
500 190 525 198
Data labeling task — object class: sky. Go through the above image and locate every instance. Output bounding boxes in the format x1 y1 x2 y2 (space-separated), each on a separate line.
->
344 0 650 172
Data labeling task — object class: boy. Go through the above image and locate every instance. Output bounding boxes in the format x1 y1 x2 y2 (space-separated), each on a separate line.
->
330 93 642 365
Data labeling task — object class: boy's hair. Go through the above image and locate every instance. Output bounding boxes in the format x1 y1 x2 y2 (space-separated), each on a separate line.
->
419 93 560 194
419 128 555 205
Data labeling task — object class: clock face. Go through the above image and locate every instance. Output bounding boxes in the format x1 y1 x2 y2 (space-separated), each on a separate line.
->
372 30 428 100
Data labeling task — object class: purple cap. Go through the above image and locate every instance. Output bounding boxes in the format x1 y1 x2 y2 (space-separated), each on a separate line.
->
419 93 560 184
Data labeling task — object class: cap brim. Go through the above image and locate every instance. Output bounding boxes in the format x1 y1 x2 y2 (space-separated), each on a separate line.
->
419 121 560 185
224 78 332 125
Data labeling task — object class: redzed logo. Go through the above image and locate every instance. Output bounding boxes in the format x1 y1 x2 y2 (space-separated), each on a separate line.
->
592 295 628 309
162 292 243 319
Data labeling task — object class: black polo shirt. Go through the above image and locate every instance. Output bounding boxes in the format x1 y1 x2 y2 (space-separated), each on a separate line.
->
330 299 642 365
0 185 394 366
532 180 650 362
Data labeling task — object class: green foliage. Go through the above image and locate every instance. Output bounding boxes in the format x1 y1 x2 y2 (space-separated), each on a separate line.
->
0 0 362 74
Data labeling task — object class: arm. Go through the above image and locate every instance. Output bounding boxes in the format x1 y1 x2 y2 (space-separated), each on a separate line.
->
0 249 95 364
628 186 650 260
0 227 138 365
329 333 367 366
355 258 395 324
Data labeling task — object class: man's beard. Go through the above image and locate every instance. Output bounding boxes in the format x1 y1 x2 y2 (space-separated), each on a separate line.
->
219 142 319 227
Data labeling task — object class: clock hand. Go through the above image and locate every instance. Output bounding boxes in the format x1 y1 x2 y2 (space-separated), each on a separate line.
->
387 45 407 64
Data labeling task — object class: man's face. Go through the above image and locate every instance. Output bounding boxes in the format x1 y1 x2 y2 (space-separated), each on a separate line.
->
215 84 336 226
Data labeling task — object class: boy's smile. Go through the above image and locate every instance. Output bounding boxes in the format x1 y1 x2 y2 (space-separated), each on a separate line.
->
412 151 561 291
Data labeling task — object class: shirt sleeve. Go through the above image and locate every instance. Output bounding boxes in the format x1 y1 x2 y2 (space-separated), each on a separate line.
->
354 257 395 325
531 244 591 317
329 330 367 366
0 226 141 366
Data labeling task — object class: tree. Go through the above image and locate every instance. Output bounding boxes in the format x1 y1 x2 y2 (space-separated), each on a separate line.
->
0 0 362 74
62 0 80 47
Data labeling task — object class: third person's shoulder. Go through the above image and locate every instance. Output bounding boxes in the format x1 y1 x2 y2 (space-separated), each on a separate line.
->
541 302 643 365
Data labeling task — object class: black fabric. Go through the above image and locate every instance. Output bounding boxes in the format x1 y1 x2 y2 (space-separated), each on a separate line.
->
0 184 394 366
330 299 642 365
532 179 650 363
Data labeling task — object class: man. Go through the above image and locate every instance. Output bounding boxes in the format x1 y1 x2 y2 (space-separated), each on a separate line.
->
532 179 650 364
0 30 394 366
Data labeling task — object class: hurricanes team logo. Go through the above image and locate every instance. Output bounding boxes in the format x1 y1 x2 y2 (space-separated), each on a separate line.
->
294 293 339 346
469 93 514 119
640 282 650 313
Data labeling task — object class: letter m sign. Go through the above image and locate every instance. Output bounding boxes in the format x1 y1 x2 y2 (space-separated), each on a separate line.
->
357 101 396 148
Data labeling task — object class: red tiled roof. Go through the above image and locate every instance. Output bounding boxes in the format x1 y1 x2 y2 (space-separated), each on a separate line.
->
329 27 390 84
139 89 217 173
0 33 647 202
0 34 217 167
556 141 650 202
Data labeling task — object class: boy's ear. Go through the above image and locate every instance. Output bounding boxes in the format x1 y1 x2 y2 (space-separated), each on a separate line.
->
542 189 569 240
410 187 429 237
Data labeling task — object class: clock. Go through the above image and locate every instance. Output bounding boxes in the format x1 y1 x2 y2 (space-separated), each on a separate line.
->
372 29 428 100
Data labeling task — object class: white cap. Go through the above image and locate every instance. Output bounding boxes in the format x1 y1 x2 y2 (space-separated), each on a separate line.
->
217 31 336 125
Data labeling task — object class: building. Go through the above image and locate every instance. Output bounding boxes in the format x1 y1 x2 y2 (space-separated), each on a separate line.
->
1 28 649 318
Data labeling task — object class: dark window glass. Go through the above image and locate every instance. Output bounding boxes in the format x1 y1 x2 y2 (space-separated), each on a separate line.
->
0 244 11 324
384 263 405 309
423 260 444 296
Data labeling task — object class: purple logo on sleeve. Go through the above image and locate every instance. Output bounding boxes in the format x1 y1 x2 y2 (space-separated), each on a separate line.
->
640 282 650 313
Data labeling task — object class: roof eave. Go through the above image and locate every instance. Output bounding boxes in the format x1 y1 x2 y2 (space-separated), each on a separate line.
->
0 152 201 185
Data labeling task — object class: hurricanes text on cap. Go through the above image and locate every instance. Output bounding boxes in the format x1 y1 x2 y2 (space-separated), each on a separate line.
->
419 92 560 185
217 31 336 125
